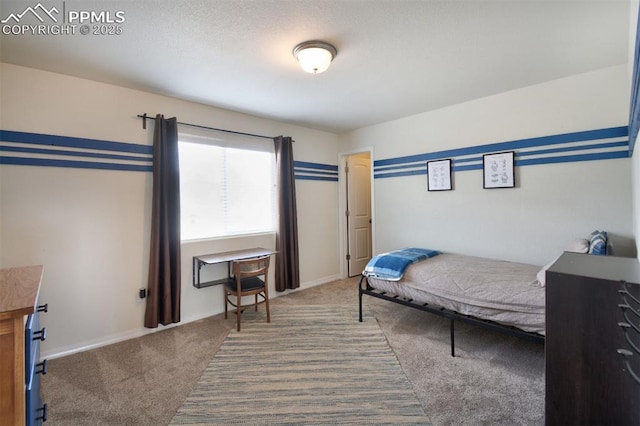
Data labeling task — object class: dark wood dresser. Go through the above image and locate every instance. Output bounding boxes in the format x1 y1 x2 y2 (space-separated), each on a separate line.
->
545 252 640 425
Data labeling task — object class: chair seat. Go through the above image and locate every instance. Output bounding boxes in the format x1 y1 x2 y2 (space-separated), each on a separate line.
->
225 276 265 292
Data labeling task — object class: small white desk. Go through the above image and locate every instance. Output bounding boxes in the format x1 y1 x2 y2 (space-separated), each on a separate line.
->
192 247 277 288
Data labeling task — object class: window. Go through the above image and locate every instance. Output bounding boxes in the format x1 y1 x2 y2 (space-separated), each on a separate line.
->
178 133 276 241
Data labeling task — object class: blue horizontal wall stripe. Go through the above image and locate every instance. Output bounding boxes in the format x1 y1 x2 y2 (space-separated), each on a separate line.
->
374 169 427 179
375 141 629 174
374 126 628 167
1 128 625 178
516 150 629 166
516 141 628 158
374 149 629 178
375 162 425 172
0 130 342 179
0 156 152 172
0 130 152 155
453 157 482 165
0 130 152 172
293 160 338 182
373 127 629 179
294 169 338 177
0 145 152 162
294 161 338 171
374 158 484 174
295 174 339 182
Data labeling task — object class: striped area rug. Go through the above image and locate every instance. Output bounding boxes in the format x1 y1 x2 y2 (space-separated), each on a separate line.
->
170 305 430 425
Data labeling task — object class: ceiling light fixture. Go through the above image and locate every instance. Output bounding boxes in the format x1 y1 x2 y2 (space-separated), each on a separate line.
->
293 40 337 74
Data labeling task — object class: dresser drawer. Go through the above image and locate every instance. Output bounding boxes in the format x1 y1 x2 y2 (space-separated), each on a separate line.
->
25 308 46 381
25 361 47 425
25 303 48 425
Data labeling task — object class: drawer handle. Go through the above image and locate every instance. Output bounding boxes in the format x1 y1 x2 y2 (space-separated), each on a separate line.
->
619 287 640 306
37 303 48 313
619 303 640 320
617 349 640 385
36 403 47 422
33 327 46 342
619 310 640 334
36 359 48 375
619 322 640 354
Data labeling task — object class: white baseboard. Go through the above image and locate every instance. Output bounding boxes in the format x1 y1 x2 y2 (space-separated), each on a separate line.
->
284 274 341 293
41 274 341 360
41 312 209 360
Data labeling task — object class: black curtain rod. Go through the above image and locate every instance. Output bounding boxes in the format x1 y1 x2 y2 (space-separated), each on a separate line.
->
137 113 276 140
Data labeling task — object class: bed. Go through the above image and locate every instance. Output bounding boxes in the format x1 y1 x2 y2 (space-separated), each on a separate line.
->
359 233 610 356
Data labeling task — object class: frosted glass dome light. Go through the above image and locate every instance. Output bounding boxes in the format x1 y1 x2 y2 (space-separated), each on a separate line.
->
293 41 337 74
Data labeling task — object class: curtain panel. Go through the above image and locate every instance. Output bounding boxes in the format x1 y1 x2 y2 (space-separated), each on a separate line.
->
274 136 300 291
145 114 182 328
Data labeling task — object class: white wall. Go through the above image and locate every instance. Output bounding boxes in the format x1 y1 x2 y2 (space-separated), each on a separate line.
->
340 65 634 267
0 63 340 358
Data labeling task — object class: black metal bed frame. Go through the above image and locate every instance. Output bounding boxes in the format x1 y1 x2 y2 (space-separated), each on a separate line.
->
358 275 545 357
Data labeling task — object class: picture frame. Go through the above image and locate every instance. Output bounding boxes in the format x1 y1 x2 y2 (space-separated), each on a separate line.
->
427 159 452 191
483 151 515 189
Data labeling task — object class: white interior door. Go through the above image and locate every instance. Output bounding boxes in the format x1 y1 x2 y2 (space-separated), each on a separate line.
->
346 155 372 277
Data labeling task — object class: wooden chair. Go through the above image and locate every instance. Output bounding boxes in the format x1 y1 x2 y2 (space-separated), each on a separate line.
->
224 255 271 331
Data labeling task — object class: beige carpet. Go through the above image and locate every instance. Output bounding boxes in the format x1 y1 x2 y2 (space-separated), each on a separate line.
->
41 277 544 425
170 305 430 425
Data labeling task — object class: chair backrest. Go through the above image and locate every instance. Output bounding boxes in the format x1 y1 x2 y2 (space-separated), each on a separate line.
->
232 255 270 280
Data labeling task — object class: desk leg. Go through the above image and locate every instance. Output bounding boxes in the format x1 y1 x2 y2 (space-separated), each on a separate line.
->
192 258 204 288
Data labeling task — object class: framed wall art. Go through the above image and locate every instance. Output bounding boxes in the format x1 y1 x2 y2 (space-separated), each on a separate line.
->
483 151 515 189
427 159 452 191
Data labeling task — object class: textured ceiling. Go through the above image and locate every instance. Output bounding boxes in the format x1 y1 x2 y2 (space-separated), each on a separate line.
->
0 0 631 133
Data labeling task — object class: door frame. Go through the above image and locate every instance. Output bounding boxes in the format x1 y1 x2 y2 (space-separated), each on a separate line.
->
338 147 375 279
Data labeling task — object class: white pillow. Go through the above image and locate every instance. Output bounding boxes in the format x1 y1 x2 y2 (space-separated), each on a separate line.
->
536 239 590 286
565 238 589 254
536 255 560 287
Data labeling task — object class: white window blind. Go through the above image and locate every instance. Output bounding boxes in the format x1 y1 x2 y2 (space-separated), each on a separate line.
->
178 130 276 241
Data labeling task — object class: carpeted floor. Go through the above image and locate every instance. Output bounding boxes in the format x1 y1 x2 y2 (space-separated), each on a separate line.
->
41 277 545 425
171 305 430 424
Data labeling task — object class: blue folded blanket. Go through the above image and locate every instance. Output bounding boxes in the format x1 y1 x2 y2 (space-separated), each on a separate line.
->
363 247 440 281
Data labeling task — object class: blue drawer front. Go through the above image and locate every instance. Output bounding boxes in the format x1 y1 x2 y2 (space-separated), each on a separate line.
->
25 363 43 425
25 311 41 381
25 305 48 425
25 310 46 381
25 312 37 380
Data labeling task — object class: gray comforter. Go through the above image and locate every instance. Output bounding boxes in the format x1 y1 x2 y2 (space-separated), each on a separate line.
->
366 253 545 335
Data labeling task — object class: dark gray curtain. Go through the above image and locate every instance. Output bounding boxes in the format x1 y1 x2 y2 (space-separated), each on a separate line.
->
145 114 181 328
274 136 300 291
